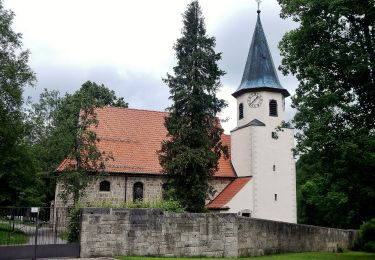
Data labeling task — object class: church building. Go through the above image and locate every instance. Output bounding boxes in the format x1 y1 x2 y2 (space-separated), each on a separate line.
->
54 9 297 224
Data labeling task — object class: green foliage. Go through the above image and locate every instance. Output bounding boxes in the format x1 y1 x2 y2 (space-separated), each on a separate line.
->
57 104 109 205
58 231 69 241
364 242 375 253
54 82 126 205
0 223 28 245
159 0 227 213
74 81 128 108
0 0 42 206
359 218 375 252
360 218 375 247
67 207 80 243
278 0 375 228
85 199 184 213
29 82 127 176
0 2 127 207
27 82 127 206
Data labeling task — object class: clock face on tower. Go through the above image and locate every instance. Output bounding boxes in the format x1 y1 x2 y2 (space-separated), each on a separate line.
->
247 93 263 108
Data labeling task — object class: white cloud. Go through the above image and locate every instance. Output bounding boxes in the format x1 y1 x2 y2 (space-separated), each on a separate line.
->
4 0 299 133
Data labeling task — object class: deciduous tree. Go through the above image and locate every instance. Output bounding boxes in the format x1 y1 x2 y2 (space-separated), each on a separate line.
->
0 0 39 206
278 0 375 228
29 82 128 205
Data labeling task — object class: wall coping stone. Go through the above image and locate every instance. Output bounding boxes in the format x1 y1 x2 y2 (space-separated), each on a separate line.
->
81 208 356 231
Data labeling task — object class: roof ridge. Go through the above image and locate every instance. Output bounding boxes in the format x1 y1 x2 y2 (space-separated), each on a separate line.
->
57 108 235 177
97 106 168 114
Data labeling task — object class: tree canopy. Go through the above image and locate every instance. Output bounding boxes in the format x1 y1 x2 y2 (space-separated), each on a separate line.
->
278 0 375 228
159 0 227 212
0 0 40 206
0 0 128 207
29 81 128 205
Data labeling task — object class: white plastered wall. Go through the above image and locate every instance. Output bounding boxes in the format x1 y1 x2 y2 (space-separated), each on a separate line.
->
231 91 297 223
250 126 297 223
224 180 254 214
231 126 251 178
236 91 286 129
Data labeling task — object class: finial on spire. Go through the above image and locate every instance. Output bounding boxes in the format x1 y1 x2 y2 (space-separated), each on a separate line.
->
232 0 290 98
255 0 261 14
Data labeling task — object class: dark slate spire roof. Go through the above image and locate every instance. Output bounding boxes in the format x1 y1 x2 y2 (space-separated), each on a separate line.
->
232 11 290 98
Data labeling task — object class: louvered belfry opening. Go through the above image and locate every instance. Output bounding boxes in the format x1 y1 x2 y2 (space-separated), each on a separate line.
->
269 100 278 116
239 103 244 120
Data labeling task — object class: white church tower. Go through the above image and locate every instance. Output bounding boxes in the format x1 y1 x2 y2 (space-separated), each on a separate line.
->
230 6 297 223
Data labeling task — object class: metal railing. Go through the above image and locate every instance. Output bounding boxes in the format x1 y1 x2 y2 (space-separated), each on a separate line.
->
0 207 73 246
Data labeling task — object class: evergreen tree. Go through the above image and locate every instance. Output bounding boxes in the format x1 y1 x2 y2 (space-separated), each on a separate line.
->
159 1 227 212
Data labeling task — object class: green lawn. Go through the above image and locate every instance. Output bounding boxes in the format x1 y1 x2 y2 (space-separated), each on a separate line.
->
117 251 375 260
0 218 48 228
0 223 28 245
58 231 69 241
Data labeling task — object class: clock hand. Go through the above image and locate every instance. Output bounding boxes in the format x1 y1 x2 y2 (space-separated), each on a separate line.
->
250 96 259 105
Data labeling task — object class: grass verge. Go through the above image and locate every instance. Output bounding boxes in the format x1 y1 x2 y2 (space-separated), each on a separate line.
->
117 251 375 260
58 231 69 241
0 223 28 245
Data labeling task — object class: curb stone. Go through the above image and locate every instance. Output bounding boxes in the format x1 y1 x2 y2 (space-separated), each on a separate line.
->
42 258 115 260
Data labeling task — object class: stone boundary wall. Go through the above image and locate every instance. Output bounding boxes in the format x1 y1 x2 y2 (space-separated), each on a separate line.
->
80 208 358 258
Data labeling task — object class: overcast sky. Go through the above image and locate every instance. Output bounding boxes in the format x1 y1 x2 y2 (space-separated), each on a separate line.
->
4 0 299 133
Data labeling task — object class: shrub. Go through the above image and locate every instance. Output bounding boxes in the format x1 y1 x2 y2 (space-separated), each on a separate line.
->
85 199 184 213
359 217 375 252
67 207 80 243
364 241 375 252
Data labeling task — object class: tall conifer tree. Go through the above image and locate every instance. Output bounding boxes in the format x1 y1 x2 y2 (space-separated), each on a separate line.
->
159 1 227 212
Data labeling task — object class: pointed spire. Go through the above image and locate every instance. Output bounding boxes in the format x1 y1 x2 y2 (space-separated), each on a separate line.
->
232 5 290 98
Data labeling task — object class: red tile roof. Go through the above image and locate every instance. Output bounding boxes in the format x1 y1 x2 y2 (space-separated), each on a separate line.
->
56 107 235 178
207 177 252 209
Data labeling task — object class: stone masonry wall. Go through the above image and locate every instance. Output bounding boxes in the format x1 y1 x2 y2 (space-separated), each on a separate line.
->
80 208 358 258
54 176 163 208
236 217 357 256
55 176 231 207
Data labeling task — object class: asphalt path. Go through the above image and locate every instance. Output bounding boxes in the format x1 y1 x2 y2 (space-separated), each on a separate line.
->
13 223 67 245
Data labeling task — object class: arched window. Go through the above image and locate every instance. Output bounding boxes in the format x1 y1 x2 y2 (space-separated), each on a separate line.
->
99 181 110 192
162 183 169 201
133 182 144 202
269 100 278 117
239 103 244 120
